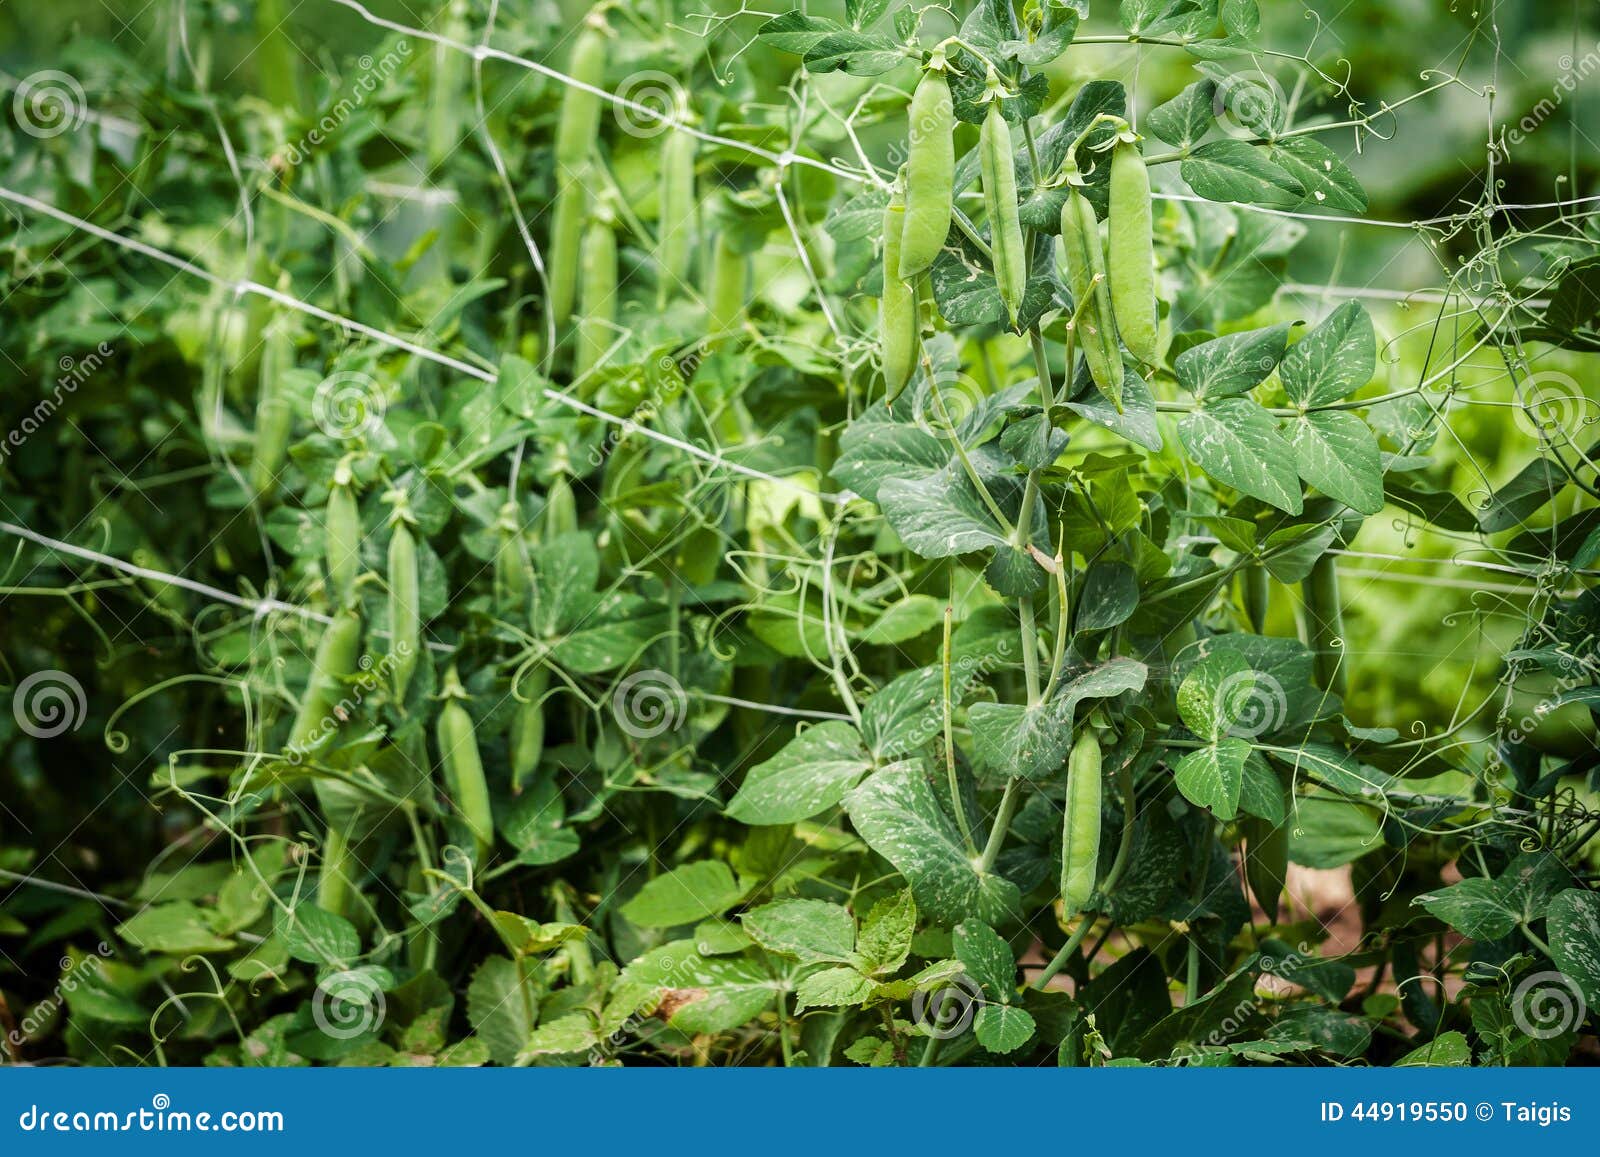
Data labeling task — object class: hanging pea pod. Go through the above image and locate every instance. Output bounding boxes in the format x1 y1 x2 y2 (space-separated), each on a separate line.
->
437 667 496 859
324 461 362 605
980 95 1026 329
879 184 920 404
1060 727 1103 915
1300 553 1346 697
1107 137 1159 366
387 504 420 703
318 823 359 922
287 607 364 758
897 62 954 279
707 232 747 340
493 501 532 615
544 472 578 539
547 176 587 329
656 114 697 302
510 668 549 794
250 312 295 497
554 15 608 173
1242 564 1270 634
1059 186 1124 411
574 211 617 382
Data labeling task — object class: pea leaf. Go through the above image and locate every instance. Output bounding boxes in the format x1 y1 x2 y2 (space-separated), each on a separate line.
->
1174 322 1297 400
1181 140 1305 208
1267 137 1368 213
1145 80 1218 150
846 761 1022 925
795 966 877 1010
855 890 916 974
619 942 784 1034
1286 410 1384 514
954 920 1016 996
117 902 236 955
1173 738 1251 819
968 699 1075 780
1279 301 1375 407
802 32 905 76
726 721 873 824
1546 889 1600 1005
742 899 856 964
621 860 748 927
1177 650 1255 740
975 1003 1037 1053
1178 399 1304 513
756 12 844 55
861 666 944 759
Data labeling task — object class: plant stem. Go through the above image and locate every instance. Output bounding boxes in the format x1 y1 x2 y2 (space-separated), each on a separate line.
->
1031 917 1094 990
944 598 978 857
979 777 1023 873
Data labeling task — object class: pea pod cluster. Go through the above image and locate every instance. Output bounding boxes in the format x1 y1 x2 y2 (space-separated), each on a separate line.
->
879 186 920 403
1059 185 1124 410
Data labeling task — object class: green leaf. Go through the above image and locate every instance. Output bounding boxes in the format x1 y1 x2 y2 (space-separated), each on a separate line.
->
1178 398 1304 513
621 861 747 927
1076 561 1139 630
742 899 856 964
967 699 1074 780
501 777 581 866
1145 80 1217 151
467 957 534 1066
831 403 948 505
756 11 844 55
1395 1030 1472 1066
1285 411 1384 514
1545 889 1600 1005
1061 364 1163 452
858 595 945 645
846 762 1021 925
1181 140 1305 208
975 1003 1037 1053
1279 301 1375 407
855 890 916 975
117 902 236 955
1260 523 1338 583
954 921 1016 997
1173 738 1251 819
280 905 359 966
619 942 783 1034
879 466 1011 559
519 1012 598 1058
726 721 872 825
1266 137 1367 213
794 966 876 1010
802 31 904 76
1177 649 1254 741
1417 876 1518 940
1173 323 1296 401
861 666 943 760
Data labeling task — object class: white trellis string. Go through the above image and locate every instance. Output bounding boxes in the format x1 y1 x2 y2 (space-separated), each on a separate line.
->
0 185 852 505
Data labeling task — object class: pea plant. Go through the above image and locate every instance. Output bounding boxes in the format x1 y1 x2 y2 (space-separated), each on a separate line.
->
1 0 1598 1068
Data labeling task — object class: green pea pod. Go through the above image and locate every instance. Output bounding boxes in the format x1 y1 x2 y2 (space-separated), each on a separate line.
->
879 188 920 403
317 823 359 922
544 473 577 539
494 503 531 615
897 69 954 279
388 522 420 702
1243 808 1290 922
547 176 586 328
708 233 746 340
554 20 607 172
250 316 294 497
656 128 697 300
1242 563 1270 634
1061 729 1102 915
1107 140 1159 365
287 608 364 757
1059 189 1124 410
1300 553 1346 696
324 480 361 604
510 668 549 793
437 671 495 858
980 102 1026 328
575 218 617 382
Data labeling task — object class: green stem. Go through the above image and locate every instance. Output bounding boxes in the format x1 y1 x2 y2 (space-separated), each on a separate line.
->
979 777 1024 873
943 601 978 858
1031 917 1094 990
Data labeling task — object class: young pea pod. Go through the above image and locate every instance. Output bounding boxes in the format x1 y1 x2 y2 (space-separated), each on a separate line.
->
897 68 954 279
1243 807 1291 922
250 315 294 497
388 519 420 702
980 101 1026 329
547 175 587 329
317 823 359 922
1059 188 1124 410
510 667 549 793
1107 139 1159 365
544 472 578 539
554 18 607 172
879 188 920 403
1242 564 1270 634
575 217 617 382
437 669 495 859
287 608 364 757
1060 728 1103 915
324 476 361 604
708 233 746 340
656 126 697 300
1300 553 1346 697
493 502 531 614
